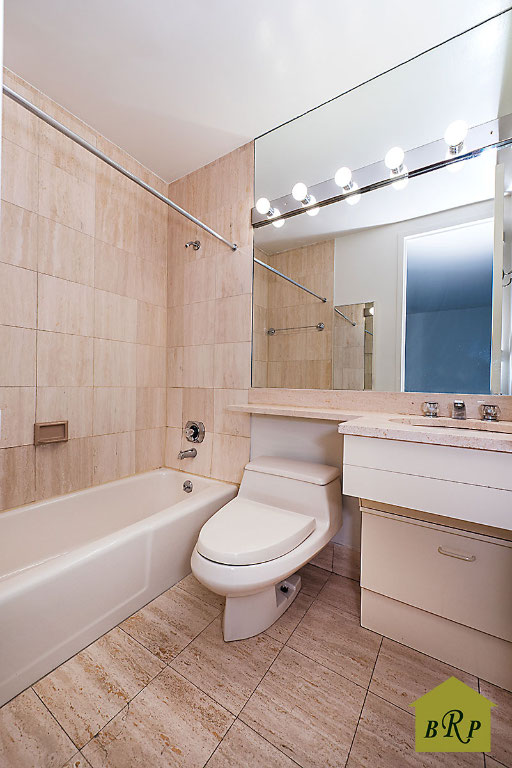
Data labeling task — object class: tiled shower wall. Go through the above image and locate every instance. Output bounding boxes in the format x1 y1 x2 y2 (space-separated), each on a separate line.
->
0 69 168 511
165 144 254 484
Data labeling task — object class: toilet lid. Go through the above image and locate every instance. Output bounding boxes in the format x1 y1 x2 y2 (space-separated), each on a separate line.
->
197 498 316 566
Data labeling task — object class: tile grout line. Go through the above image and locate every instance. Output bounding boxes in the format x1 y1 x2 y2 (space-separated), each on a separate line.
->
343 635 383 768
31 686 81 754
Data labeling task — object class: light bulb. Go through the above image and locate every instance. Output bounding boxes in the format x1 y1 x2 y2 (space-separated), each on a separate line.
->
346 183 361 205
271 207 284 228
384 146 405 172
256 197 271 215
334 166 352 188
292 182 308 202
444 120 468 150
306 194 319 216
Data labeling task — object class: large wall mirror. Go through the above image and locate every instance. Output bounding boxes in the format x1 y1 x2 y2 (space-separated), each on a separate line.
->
252 12 512 394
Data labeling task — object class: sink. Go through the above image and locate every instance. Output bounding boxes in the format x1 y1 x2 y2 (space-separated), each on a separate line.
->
389 416 512 434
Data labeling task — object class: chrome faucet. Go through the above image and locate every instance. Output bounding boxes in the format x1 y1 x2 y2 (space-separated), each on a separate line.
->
481 404 499 422
178 448 197 460
452 401 466 420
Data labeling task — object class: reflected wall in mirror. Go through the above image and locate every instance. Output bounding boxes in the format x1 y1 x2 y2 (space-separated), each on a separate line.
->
252 11 512 395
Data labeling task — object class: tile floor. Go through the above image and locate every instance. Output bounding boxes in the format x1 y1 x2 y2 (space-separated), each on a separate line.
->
0 564 510 768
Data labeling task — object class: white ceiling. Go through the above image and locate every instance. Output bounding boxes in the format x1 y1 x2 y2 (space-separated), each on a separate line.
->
4 0 512 182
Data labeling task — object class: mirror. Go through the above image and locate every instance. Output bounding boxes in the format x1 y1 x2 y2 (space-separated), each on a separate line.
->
252 11 512 394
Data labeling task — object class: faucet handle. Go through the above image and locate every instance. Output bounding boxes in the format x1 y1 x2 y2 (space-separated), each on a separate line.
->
422 401 439 418
481 404 499 422
453 400 466 420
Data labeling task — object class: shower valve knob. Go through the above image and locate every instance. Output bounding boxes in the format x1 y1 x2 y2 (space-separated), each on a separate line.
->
184 420 205 443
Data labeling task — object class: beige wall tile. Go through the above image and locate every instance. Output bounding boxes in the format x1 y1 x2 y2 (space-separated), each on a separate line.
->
37 331 93 386
214 388 250 437
182 344 215 388
39 159 95 235
0 445 35 510
39 122 96 186
188 301 216 346
37 387 93 440
136 301 166 346
133 258 166 307
0 387 36 448
93 339 136 387
0 201 38 270
215 247 252 298
95 173 137 251
93 387 136 435
135 427 165 473
94 289 137 342
179 430 213 477
135 207 167 265
167 305 184 347
94 241 136 297
136 345 166 388
166 388 183 428
35 437 94 499
2 93 39 153
136 387 166 430
167 347 183 387
165 426 182 469
211 433 250 484
183 257 216 304
214 294 252 344
38 216 94 286
0 262 37 328
38 274 94 336
182 387 214 430
93 432 135 485
0 325 36 386
214 342 251 389
1 139 38 211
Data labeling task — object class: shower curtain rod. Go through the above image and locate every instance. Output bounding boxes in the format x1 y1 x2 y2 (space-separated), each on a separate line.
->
254 257 327 302
2 85 238 251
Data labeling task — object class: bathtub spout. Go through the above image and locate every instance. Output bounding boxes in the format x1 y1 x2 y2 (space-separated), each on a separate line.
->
178 448 197 460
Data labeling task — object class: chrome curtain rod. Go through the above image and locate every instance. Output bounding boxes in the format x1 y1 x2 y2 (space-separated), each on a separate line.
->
267 322 325 335
3 85 238 251
254 257 327 302
334 307 356 326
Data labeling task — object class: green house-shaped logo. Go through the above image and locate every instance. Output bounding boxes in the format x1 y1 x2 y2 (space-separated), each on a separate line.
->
411 677 496 752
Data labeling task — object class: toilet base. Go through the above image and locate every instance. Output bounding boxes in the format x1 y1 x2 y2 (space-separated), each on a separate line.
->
223 574 301 641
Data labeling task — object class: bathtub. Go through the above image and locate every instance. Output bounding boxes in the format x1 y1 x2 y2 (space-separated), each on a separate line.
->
0 468 237 707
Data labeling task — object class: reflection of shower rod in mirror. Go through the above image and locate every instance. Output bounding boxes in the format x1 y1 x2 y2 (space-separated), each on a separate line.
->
334 307 374 336
252 116 512 229
267 323 325 336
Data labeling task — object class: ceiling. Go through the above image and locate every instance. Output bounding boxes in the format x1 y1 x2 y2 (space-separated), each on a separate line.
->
4 0 512 182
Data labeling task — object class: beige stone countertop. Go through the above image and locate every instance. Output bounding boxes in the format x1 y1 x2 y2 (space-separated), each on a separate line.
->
337 413 512 453
227 403 512 453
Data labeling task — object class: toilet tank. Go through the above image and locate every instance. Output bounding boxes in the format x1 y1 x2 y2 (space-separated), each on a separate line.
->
239 456 342 522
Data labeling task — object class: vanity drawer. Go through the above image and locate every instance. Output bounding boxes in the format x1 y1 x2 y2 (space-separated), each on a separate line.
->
361 509 512 642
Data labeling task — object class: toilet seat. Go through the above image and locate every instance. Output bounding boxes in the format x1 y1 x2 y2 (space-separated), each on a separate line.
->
197 498 316 566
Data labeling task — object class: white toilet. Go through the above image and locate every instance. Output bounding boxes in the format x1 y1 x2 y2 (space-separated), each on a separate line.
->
191 456 342 641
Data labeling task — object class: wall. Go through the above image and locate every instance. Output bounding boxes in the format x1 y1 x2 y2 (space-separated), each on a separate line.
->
252 240 334 389
0 69 168 511
334 199 494 391
164 143 254 484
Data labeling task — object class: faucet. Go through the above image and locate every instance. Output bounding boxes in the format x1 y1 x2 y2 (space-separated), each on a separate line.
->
481 404 499 422
452 401 466 420
178 448 197 460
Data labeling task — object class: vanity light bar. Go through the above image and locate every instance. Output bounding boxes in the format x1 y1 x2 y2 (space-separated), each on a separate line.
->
252 116 512 228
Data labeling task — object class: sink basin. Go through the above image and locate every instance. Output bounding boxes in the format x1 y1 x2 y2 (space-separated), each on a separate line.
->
389 416 512 434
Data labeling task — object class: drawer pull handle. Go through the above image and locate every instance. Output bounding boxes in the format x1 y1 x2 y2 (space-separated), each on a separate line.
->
437 546 476 562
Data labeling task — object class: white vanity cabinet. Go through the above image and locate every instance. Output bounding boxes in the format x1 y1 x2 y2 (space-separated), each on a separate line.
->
342 434 512 692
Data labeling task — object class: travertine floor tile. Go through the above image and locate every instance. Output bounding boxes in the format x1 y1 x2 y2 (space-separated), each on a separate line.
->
176 572 225 610
240 646 365 768
34 627 164 748
265 591 314 643
205 720 296 767
346 692 484 767
171 618 282 715
298 563 330 597
479 681 512 767
288 600 382 688
62 753 91 768
333 543 360 581
317 572 360 618
309 542 333 572
0 688 76 768
120 586 219 662
369 638 478 714
82 667 233 768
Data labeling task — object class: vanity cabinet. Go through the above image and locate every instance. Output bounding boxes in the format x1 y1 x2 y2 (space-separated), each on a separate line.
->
342 434 512 691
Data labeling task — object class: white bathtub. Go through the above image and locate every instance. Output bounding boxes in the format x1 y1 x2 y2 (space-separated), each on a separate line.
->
0 468 237 707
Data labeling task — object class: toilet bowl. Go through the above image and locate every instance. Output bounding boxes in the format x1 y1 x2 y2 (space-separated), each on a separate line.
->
191 456 342 641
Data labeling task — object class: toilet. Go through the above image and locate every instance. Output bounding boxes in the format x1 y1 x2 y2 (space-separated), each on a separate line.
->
191 456 342 641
